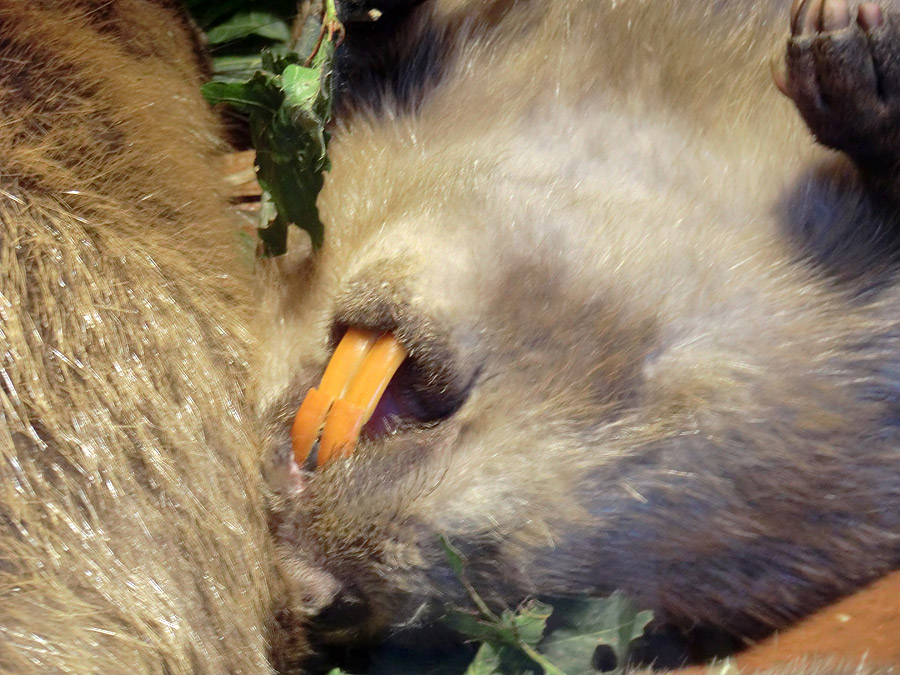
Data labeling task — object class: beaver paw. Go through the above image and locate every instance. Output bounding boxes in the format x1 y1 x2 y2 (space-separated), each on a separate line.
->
779 0 900 168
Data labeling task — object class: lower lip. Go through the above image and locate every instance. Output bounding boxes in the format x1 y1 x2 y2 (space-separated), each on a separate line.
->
287 459 308 491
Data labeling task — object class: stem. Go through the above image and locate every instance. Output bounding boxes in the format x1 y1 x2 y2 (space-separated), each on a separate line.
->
459 573 501 623
324 0 338 24
303 0 343 67
439 535 501 622
518 642 566 675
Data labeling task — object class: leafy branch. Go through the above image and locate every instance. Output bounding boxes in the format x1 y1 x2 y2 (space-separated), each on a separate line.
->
438 535 654 675
201 0 341 255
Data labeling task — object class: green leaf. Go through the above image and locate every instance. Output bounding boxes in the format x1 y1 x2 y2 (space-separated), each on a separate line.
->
282 64 324 111
201 69 284 113
252 100 328 252
201 55 332 253
205 11 291 44
199 0 340 255
508 600 553 647
185 0 247 29
443 609 519 646
465 642 504 675
467 640 549 675
440 536 565 674
209 53 265 82
260 49 303 75
538 592 653 675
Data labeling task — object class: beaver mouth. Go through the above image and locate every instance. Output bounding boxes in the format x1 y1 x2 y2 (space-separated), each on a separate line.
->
289 327 474 472
290 329 407 468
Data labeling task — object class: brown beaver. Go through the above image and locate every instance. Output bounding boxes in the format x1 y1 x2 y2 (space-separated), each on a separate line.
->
0 1 288 671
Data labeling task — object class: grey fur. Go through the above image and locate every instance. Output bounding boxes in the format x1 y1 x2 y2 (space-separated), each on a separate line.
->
262 0 900 661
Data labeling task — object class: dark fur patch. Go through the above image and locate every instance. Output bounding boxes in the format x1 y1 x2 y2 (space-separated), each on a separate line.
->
333 2 449 114
331 0 533 116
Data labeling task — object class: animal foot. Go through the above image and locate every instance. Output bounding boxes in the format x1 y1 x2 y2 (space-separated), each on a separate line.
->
778 0 900 168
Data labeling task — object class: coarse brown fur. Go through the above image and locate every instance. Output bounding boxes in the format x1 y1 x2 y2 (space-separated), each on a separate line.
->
261 0 900 666
0 1 292 671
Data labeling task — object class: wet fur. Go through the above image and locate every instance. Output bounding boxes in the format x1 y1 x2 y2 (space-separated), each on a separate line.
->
262 0 900 662
0 2 288 671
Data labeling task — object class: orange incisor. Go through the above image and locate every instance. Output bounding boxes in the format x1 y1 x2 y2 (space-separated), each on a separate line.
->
291 328 407 467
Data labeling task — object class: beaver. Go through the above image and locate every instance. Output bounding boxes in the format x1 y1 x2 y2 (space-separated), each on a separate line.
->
0 1 291 671
5 0 900 671
261 0 900 666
